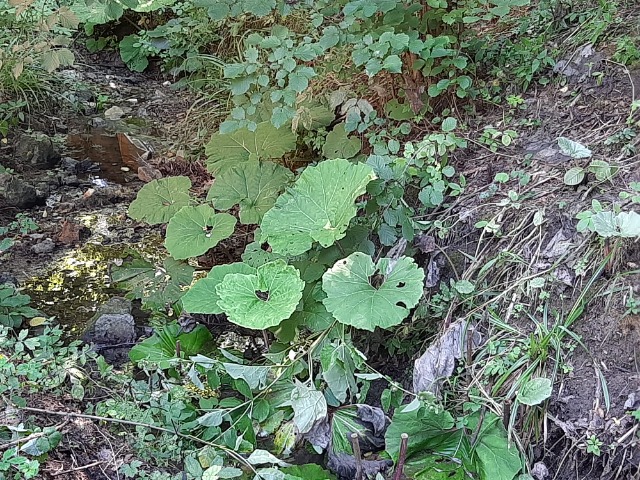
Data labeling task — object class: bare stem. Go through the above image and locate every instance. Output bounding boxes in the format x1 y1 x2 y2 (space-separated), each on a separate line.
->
351 432 363 480
393 433 409 480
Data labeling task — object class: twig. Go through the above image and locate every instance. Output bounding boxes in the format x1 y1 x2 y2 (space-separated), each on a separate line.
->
18 407 253 472
51 460 106 476
0 421 68 451
615 424 638 445
393 433 409 480
351 433 363 480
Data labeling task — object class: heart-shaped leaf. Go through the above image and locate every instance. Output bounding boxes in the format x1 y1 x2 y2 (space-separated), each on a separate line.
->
128 176 192 225
322 252 424 331
558 137 592 159
216 260 304 329
517 377 552 406
165 205 237 259
205 122 297 175
207 161 293 224
260 159 376 256
563 167 585 186
182 262 256 314
322 123 362 159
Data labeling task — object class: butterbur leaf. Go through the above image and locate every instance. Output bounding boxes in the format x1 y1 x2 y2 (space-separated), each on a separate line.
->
165 205 236 260
205 122 297 175
216 260 304 329
557 137 592 159
261 159 376 256
128 176 192 224
207 161 293 224
322 252 424 331
468 412 522 480
517 377 552 406
322 123 362 159
182 263 256 314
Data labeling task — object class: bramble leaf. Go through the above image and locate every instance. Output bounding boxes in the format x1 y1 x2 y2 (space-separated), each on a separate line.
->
322 252 424 331
260 159 376 256
128 176 192 225
216 260 304 329
207 161 293 224
517 377 552 406
164 205 237 259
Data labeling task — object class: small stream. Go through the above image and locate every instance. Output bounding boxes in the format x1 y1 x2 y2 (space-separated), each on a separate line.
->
19 118 165 335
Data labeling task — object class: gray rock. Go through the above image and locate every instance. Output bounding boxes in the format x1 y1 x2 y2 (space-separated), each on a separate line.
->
14 133 59 169
31 238 55 254
0 176 38 208
82 297 136 364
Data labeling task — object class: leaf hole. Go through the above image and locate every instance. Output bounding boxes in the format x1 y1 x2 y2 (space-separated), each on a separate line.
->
260 242 270 251
397 282 405 288
369 270 385 289
255 290 270 301
396 301 407 308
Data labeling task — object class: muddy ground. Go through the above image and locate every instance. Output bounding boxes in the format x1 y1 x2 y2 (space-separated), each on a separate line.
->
1 43 639 479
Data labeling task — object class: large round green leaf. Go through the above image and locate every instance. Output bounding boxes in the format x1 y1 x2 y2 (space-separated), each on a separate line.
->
164 205 237 260
322 252 424 331
128 176 192 225
204 122 297 175
260 159 376 256
215 260 304 329
207 161 293 224
182 262 256 314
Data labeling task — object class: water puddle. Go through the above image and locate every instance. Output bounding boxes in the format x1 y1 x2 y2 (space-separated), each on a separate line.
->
66 124 156 185
23 235 164 336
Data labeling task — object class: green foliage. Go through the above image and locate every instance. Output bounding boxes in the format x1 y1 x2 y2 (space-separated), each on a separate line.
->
516 377 553 406
322 252 424 331
164 205 236 259
386 396 522 480
0 324 97 478
0 285 39 328
260 159 376 256
111 256 195 310
0 213 38 254
207 161 293 224
128 176 193 225
204 122 297 174
216 260 304 329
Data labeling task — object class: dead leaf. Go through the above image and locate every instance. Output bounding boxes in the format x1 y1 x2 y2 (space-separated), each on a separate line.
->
138 165 163 183
413 319 482 397
414 233 436 253
56 219 82 245
29 316 48 327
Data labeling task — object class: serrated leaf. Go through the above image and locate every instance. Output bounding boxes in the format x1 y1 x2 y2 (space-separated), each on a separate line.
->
322 252 424 331
56 48 75 66
557 137 592 159
182 263 256 314
128 176 192 224
41 50 60 72
216 260 304 329
322 123 362 159
207 161 293 224
205 122 297 175
261 159 376 256
563 167 585 186
517 377 552 406
165 206 236 259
